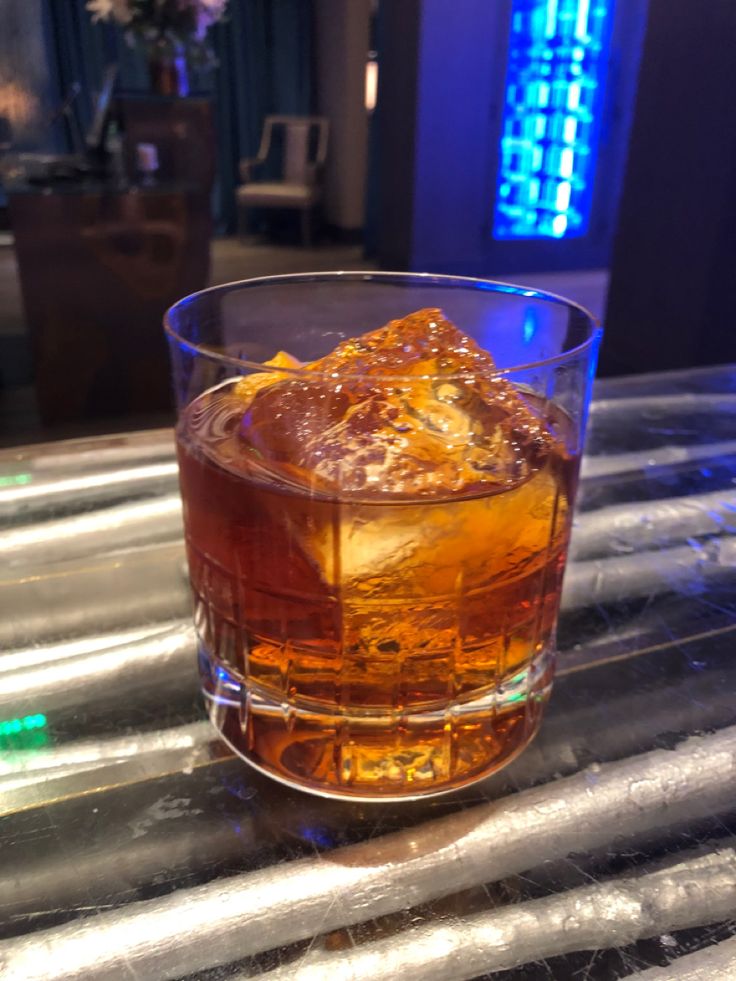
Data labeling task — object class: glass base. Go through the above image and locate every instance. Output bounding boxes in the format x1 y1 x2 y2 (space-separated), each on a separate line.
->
200 648 554 801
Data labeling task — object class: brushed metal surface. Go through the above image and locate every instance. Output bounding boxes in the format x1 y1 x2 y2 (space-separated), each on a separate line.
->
256 851 736 981
1 367 736 979
1 728 734 980
626 934 736 980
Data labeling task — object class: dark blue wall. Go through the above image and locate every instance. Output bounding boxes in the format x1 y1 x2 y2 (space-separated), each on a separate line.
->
374 0 648 276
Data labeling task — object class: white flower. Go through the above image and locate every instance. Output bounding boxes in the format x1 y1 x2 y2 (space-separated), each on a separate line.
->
195 0 228 21
86 0 114 20
111 0 134 23
192 0 228 38
86 0 133 24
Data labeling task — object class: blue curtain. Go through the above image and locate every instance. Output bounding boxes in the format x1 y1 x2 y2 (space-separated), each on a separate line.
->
42 0 313 230
208 0 314 231
43 1 148 147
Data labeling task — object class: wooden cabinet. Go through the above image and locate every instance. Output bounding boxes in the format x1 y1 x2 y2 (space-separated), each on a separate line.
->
9 183 210 424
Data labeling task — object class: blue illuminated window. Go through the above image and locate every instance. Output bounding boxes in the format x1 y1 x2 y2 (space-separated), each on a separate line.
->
493 0 615 240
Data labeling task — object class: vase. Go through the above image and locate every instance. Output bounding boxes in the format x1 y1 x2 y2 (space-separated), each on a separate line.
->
148 44 189 98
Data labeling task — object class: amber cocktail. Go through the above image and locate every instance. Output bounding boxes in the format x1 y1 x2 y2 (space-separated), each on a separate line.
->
166 275 600 799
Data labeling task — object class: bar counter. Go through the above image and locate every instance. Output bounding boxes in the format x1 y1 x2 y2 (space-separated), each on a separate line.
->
1 365 735 980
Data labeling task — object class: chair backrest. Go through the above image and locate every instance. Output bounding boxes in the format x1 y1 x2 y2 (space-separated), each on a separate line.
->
258 116 329 184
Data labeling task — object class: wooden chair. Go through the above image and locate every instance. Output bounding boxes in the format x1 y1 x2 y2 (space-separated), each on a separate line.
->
236 115 329 247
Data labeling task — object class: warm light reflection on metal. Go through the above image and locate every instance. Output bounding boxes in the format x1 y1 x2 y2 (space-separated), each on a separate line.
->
0 721 210 794
1 728 734 980
0 541 189 651
0 623 176 675
0 462 179 519
27 430 175 473
0 622 197 722
257 851 736 981
0 494 183 568
365 57 378 112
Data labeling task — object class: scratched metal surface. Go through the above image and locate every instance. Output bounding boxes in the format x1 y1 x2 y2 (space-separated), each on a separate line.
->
1 366 736 981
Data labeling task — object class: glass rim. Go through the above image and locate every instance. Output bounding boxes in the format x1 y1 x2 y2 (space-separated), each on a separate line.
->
163 270 603 382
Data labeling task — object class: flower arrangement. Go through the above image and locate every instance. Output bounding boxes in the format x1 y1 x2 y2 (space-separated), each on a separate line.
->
87 0 228 68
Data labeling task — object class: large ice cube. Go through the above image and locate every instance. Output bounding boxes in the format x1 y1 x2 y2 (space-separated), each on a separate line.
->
238 308 557 498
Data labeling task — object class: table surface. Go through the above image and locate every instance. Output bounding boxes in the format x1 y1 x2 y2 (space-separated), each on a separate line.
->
1 365 736 981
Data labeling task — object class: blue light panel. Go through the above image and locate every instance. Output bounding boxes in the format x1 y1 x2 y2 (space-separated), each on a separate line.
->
493 0 615 240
